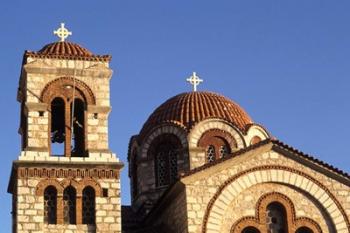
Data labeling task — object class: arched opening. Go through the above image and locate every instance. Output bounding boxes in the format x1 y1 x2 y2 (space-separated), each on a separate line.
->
63 186 76 224
199 129 234 162
51 97 65 156
71 98 85 156
296 227 314 233
82 186 95 225
44 186 57 224
150 134 181 187
266 202 288 233
242 226 260 233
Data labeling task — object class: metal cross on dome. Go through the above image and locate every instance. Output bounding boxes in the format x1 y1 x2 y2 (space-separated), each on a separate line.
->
186 72 203 92
54 23 72 42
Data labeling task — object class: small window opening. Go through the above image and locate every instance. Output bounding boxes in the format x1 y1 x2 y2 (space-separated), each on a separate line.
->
82 186 96 225
71 99 85 157
102 188 108 197
51 98 65 156
63 186 76 224
44 186 57 224
39 111 44 117
296 227 313 233
93 113 98 119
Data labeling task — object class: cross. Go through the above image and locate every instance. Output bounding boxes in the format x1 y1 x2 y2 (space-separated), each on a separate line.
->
186 72 203 92
54 23 72 42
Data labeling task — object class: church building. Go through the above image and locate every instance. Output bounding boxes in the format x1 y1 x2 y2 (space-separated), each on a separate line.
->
8 24 350 233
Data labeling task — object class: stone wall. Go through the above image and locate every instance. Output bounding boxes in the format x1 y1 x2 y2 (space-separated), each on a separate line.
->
21 57 112 154
181 145 350 233
14 176 121 233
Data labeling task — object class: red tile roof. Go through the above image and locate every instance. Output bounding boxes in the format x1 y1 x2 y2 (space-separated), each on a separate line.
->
25 41 111 62
139 91 253 140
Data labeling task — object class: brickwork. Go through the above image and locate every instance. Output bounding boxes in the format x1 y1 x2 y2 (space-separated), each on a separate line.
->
13 175 121 233
20 58 113 156
9 43 122 233
181 146 350 233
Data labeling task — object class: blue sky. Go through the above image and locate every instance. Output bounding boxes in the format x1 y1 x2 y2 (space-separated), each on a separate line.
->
1 1 350 231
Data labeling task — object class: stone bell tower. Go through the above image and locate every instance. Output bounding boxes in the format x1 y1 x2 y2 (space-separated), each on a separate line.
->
8 24 123 233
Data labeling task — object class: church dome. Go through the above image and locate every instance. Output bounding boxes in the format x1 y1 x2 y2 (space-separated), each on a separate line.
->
37 41 93 56
139 91 253 139
24 41 111 62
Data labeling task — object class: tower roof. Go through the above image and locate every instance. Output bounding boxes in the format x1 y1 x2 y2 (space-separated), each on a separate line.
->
139 91 254 139
24 41 111 62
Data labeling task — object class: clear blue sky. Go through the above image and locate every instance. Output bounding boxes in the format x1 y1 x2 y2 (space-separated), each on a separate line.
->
1 1 349 231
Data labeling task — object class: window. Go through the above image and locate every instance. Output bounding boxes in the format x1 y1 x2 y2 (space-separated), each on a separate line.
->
82 186 95 224
63 186 76 224
207 145 216 162
242 227 260 233
150 134 181 187
199 129 235 163
44 186 57 224
266 202 288 233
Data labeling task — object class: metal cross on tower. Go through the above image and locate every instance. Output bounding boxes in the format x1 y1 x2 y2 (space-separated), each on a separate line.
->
54 23 72 42
186 72 203 92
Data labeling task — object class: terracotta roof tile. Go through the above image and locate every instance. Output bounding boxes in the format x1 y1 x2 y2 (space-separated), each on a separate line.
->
25 41 111 62
138 91 253 140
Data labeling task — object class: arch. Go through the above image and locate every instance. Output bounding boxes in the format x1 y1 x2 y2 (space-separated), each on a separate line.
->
44 185 57 224
36 179 64 195
296 226 314 233
231 192 322 233
141 124 188 160
188 119 246 150
82 186 96 224
41 77 95 105
242 226 261 233
202 166 349 233
244 124 270 145
60 179 81 193
79 178 102 197
198 129 237 161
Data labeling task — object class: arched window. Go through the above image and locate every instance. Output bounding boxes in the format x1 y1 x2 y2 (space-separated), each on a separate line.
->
82 186 95 225
43 78 92 157
63 186 76 224
266 202 288 233
44 186 57 224
242 226 260 233
150 134 181 187
199 129 235 163
296 227 314 233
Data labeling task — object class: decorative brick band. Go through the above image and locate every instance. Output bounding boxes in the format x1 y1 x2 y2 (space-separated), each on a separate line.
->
201 165 350 233
231 192 322 233
17 167 119 179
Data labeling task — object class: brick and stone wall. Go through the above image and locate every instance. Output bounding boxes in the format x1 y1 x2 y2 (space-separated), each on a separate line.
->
180 144 350 233
14 176 121 233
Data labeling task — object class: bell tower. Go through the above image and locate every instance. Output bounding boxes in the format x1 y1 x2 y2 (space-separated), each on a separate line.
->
8 24 123 233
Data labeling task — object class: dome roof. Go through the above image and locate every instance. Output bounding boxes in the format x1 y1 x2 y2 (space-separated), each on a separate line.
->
38 41 93 56
139 91 253 139
24 41 111 62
